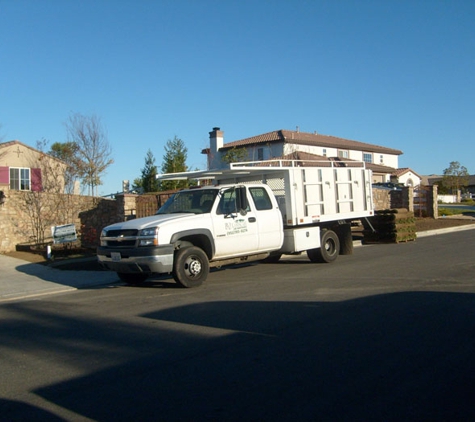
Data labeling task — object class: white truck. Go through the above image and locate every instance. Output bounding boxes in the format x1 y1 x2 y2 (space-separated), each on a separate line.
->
97 160 374 287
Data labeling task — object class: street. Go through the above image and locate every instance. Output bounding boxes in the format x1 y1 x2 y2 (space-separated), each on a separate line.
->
1 230 475 421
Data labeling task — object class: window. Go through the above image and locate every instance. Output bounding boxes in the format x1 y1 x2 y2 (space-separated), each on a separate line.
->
322 148 327 157
380 155 384 164
363 153 372 163
257 148 264 161
217 189 237 214
338 150 349 159
156 189 218 214
10 168 30 190
249 187 273 210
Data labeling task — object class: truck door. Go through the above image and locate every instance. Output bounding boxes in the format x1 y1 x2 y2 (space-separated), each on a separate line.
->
212 187 259 258
248 186 284 251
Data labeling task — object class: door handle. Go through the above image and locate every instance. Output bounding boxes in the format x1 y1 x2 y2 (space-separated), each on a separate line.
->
248 217 256 223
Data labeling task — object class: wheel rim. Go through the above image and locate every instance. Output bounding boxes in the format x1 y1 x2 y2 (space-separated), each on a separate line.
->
325 238 336 254
185 256 202 277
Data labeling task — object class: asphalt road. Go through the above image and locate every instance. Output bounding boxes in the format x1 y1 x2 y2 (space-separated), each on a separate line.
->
1 230 475 421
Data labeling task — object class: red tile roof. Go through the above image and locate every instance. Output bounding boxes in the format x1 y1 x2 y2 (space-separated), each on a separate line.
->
222 129 403 155
261 151 395 174
392 167 421 178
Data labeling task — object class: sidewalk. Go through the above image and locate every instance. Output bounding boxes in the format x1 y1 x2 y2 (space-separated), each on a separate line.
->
1 223 475 303
0 255 118 302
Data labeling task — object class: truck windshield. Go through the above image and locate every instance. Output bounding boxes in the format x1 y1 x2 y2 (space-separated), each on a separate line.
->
156 189 218 215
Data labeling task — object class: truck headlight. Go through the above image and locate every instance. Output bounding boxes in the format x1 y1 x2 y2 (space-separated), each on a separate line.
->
138 227 158 246
100 229 108 246
139 227 158 237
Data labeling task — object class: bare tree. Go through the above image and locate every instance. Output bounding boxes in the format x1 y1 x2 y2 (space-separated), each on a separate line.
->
65 113 113 196
19 139 74 245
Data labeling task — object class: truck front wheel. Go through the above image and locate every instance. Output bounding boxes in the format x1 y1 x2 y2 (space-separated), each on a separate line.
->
173 246 209 288
307 229 340 263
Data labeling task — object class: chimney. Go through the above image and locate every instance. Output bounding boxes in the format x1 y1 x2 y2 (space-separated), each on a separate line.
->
209 127 224 154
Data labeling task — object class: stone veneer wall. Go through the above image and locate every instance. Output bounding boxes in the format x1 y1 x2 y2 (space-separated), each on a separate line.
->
0 187 438 253
0 190 120 253
372 185 438 218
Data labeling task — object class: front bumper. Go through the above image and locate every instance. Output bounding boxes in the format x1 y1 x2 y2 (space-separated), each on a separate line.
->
97 245 174 274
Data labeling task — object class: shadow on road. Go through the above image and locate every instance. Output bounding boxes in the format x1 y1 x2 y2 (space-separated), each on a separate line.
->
1 291 473 421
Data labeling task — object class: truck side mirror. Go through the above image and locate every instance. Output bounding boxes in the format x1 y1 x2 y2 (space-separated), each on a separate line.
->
236 186 248 215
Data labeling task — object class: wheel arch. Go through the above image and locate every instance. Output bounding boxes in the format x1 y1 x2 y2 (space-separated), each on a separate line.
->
170 229 215 259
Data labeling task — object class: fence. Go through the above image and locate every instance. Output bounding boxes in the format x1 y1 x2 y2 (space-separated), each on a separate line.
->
135 190 177 218
414 185 438 218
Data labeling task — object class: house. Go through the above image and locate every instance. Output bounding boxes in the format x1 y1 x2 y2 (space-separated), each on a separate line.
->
202 127 413 184
421 174 475 196
390 168 421 187
0 140 66 192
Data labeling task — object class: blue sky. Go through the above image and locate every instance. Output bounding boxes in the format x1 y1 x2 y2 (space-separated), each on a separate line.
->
1 0 474 195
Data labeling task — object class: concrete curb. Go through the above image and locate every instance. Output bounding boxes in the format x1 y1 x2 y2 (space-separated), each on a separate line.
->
415 223 475 238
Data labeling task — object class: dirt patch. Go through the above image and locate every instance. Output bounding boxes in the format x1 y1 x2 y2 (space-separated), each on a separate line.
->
415 216 475 232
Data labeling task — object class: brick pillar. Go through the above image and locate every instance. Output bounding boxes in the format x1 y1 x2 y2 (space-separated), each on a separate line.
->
428 185 438 219
115 194 137 221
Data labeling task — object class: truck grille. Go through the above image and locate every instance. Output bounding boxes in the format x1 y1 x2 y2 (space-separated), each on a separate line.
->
107 240 136 247
107 229 138 237
104 229 139 248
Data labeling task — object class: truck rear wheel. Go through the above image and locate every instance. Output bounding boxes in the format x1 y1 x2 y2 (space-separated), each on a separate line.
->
117 272 149 285
307 229 340 263
173 246 209 288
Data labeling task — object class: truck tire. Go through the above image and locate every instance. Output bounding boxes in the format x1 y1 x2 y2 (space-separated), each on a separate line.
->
307 229 340 263
335 223 353 255
263 253 282 263
117 272 149 285
173 246 209 288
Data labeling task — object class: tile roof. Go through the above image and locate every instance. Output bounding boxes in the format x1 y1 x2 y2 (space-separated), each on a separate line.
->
0 140 23 149
392 167 422 178
222 129 403 155
264 151 395 174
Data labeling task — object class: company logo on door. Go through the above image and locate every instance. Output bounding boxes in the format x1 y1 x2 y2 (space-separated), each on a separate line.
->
225 219 248 235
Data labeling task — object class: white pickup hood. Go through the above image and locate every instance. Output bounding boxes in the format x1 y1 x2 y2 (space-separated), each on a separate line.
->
104 213 195 231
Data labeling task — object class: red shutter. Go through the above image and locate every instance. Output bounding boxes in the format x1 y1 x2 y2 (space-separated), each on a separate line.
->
0 166 8 184
31 168 42 191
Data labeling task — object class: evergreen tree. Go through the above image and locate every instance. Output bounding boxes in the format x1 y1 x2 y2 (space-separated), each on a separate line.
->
140 149 159 192
160 136 188 190
443 161 469 194
222 146 248 164
49 141 82 193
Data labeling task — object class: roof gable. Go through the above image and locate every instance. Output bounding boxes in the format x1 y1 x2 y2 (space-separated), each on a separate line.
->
0 140 65 165
392 167 422 179
222 129 403 156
